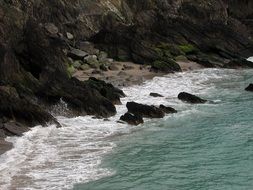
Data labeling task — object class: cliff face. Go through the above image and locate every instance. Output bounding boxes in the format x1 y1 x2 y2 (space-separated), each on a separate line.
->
0 0 252 130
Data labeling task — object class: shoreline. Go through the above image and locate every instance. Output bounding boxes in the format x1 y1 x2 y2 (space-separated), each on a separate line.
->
73 60 204 87
0 60 203 156
0 67 253 189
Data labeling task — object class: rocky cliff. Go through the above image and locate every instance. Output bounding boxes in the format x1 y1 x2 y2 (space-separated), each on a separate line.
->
0 0 252 138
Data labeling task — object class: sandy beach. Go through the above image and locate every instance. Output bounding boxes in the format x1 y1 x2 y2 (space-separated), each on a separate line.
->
73 61 203 87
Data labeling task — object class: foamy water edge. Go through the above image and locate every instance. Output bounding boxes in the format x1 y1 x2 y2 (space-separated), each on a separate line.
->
0 67 252 189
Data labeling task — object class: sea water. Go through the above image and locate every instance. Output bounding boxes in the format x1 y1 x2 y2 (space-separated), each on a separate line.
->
0 68 253 190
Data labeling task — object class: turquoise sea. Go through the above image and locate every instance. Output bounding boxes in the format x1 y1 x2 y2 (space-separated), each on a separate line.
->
75 69 253 190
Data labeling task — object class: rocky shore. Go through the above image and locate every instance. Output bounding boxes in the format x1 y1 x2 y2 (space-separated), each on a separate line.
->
0 0 253 154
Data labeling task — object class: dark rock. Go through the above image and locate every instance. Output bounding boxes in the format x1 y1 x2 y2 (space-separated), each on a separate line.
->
120 112 144 126
0 129 6 138
150 93 164 97
77 41 99 55
126 102 165 118
37 74 117 118
85 77 125 105
109 65 119 71
68 48 88 60
245 84 253 91
123 64 134 70
178 92 207 104
0 87 59 127
159 105 177 114
44 23 58 36
151 59 182 73
100 64 108 71
3 122 29 137
92 70 102 74
0 138 13 155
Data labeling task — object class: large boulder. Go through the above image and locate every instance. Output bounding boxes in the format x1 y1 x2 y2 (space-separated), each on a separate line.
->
178 92 207 104
85 77 125 105
245 84 253 91
126 102 165 118
120 112 144 126
68 48 88 60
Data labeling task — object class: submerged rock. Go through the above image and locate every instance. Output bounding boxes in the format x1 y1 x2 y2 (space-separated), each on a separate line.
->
159 105 177 114
126 102 165 118
245 84 253 91
120 112 144 125
150 93 164 97
178 92 207 104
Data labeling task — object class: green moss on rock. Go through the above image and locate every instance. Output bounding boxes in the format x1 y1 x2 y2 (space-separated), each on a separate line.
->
67 65 75 77
175 55 189 62
179 44 199 54
152 59 182 73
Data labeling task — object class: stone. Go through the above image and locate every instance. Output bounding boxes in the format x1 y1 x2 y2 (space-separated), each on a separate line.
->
86 77 125 105
152 59 182 73
126 102 165 118
84 55 100 68
67 65 76 75
44 23 58 35
175 55 189 62
0 129 6 138
3 122 29 137
122 64 134 70
98 51 108 62
178 92 207 104
77 41 99 55
109 65 119 71
68 48 88 60
159 105 177 114
245 84 253 91
73 60 82 69
150 93 163 97
0 139 13 155
80 64 90 71
92 70 102 74
120 112 144 125
0 87 60 127
100 64 108 71
66 32 74 40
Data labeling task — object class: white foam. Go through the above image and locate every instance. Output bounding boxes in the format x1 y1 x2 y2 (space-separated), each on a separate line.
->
0 68 248 189
247 57 253 62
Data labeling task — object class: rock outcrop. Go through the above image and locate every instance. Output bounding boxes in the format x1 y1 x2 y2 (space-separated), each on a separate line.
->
245 84 253 91
126 102 165 118
178 92 207 104
120 112 144 126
